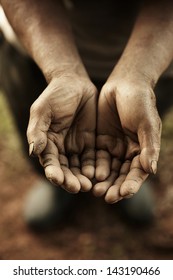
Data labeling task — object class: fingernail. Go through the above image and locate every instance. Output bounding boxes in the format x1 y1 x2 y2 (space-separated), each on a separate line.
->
151 160 157 174
48 178 57 186
109 197 123 204
29 142 34 156
124 193 134 199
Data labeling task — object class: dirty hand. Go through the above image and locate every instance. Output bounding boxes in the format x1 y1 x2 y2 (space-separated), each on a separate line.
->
27 75 97 193
94 76 161 203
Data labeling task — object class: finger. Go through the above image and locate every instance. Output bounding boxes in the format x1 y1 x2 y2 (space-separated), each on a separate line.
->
105 160 131 204
60 154 81 193
95 150 111 181
93 171 117 197
69 154 92 192
138 113 162 174
81 148 95 179
27 100 51 156
71 167 92 192
39 139 64 186
96 90 117 181
62 167 81 193
77 90 97 180
93 158 121 197
120 155 149 198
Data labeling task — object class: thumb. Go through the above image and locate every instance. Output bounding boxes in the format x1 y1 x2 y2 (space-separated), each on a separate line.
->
138 115 162 174
27 100 51 156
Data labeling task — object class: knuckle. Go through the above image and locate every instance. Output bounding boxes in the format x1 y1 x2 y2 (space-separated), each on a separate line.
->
121 184 136 197
30 100 43 116
41 156 53 168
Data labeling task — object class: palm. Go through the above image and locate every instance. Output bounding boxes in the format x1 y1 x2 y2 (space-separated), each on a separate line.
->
94 89 150 203
27 77 97 193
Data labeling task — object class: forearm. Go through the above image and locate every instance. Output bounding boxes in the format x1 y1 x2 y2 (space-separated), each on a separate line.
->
111 0 173 87
1 0 87 82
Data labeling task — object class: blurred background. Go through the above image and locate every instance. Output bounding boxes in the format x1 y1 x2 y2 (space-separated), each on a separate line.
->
0 89 173 260
1 4 173 260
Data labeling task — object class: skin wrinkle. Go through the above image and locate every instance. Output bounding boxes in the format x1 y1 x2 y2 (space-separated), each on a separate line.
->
40 156 61 170
69 153 79 160
81 148 95 158
2 0 173 199
33 140 46 153
74 93 97 128
103 89 117 115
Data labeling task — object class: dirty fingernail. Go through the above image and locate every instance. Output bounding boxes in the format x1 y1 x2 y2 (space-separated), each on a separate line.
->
151 160 157 174
29 142 34 156
113 197 123 204
124 193 134 199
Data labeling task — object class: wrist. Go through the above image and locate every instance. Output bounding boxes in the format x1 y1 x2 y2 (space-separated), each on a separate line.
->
43 60 89 83
109 56 158 90
103 64 156 103
44 68 97 101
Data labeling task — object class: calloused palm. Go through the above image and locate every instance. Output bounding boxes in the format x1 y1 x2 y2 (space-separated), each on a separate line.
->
27 76 97 193
93 81 161 203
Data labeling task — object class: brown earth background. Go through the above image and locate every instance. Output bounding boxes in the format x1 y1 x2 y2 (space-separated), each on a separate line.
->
0 93 173 260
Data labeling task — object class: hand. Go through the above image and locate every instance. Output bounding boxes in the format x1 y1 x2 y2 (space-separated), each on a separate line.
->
27 75 97 193
93 77 161 203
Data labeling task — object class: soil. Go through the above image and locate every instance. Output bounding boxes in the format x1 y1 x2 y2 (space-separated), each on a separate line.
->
0 94 173 260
